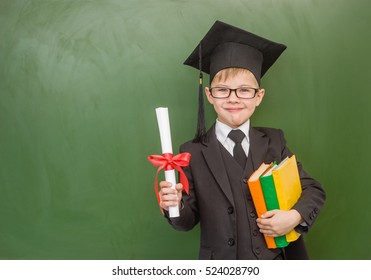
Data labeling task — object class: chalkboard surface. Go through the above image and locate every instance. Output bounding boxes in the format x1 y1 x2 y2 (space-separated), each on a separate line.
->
1 0 370 259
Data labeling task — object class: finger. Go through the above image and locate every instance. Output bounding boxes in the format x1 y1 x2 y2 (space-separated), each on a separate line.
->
161 193 178 202
160 198 178 207
159 181 172 188
260 229 278 237
256 218 272 227
257 222 270 228
175 183 183 192
160 201 178 210
159 193 179 208
257 223 272 230
160 187 177 195
261 210 277 219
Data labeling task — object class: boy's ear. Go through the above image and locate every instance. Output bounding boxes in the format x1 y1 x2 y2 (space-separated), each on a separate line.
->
256 88 265 106
205 87 214 104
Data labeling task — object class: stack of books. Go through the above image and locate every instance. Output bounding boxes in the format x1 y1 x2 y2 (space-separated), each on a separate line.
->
247 155 302 248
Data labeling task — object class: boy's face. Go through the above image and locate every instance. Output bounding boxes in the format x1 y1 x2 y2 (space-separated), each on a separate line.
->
205 69 265 128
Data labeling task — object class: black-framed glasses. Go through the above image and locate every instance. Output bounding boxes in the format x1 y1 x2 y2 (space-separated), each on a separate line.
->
209 87 259 99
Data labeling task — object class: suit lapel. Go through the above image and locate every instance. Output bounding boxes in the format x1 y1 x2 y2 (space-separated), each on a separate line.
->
202 125 235 206
201 125 272 205
249 127 270 169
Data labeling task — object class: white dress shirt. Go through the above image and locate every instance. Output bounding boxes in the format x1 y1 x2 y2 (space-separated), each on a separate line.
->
215 119 250 157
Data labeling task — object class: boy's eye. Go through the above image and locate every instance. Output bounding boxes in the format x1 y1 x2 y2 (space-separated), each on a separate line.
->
239 88 253 94
216 88 229 93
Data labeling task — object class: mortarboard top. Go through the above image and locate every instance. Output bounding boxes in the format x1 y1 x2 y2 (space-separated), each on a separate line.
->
184 20 287 83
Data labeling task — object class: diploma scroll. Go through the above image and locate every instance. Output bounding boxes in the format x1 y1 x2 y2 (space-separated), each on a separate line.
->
155 107 179 218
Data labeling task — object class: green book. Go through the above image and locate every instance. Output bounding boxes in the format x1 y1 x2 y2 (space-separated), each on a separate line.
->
259 164 289 248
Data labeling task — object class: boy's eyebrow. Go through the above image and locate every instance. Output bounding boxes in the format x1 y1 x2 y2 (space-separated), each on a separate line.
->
212 83 259 88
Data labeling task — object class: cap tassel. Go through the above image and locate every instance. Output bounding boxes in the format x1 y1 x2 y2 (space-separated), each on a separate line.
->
193 43 207 143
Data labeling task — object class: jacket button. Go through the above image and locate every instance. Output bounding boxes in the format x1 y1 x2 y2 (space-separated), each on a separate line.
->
247 194 252 200
227 207 234 214
254 247 261 255
228 238 235 246
253 229 258 236
310 212 315 220
249 211 256 218
242 178 248 184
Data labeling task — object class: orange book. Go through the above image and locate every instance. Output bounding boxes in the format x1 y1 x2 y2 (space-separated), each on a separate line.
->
247 162 277 249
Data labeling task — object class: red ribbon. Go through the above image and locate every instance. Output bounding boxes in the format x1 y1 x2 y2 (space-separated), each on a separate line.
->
148 152 191 207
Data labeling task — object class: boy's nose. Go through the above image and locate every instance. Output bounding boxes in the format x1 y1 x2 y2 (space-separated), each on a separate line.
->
227 89 240 101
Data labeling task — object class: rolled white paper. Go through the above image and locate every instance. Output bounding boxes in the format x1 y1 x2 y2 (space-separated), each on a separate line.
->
155 107 179 218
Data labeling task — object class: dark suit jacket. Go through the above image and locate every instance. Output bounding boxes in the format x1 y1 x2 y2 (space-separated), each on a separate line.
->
166 124 326 259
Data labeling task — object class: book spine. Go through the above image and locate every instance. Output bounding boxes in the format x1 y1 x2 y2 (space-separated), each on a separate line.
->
247 181 277 249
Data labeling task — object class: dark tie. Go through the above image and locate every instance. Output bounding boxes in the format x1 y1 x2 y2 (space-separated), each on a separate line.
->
228 129 247 168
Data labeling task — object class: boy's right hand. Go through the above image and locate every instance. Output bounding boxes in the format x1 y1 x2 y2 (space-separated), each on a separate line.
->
159 181 183 211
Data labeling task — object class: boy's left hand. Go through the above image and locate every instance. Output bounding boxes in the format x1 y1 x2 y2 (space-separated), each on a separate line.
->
256 209 303 237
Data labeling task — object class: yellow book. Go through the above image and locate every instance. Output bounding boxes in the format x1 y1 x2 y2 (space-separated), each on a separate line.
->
272 155 302 242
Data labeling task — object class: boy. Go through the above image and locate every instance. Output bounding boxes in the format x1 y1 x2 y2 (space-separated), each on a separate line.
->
159 21 326 260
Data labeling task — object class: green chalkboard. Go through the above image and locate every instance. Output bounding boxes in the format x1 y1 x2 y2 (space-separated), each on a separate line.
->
0 0 370 259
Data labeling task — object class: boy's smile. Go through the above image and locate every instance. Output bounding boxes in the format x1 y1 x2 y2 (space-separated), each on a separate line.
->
205 69 265 128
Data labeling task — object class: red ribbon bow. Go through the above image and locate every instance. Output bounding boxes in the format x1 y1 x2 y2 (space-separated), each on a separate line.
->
148 152 191 207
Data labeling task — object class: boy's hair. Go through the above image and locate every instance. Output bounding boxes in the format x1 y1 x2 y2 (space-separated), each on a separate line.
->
211 67 257 86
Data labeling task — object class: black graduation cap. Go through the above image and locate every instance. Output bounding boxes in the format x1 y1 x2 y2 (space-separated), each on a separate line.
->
184 20 287 142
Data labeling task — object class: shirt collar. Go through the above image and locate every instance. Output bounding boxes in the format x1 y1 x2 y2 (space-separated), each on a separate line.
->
215 119 250 144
